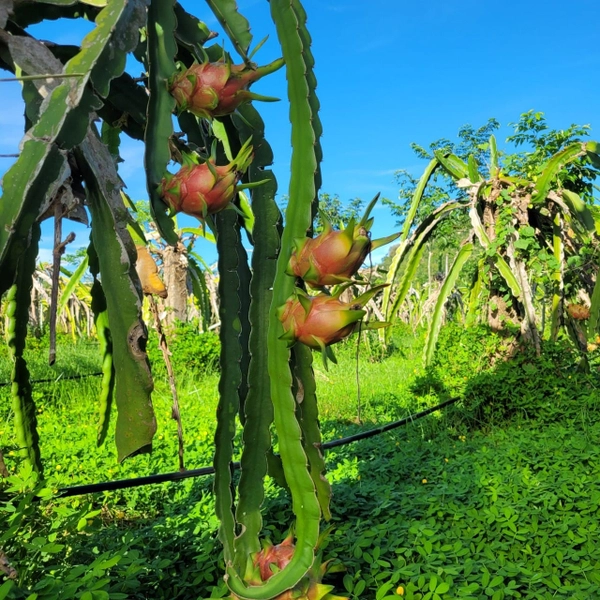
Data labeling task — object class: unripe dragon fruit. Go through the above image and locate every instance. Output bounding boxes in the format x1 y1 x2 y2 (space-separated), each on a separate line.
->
159 138 254 219
231 534 347 600
169 57 284 119
277 285 389 355
278 293 364 351
287 194 400 288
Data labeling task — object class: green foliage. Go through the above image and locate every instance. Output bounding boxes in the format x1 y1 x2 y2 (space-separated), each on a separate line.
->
146 321 220 376
505 110 598 199
315 194 364 233
2 0 345 595
423 241 474 366
428 322 600 429
383 119 500 236
279 192 364 235
3 1 600 598
462 340 600 426
328 417 600 600
2 326 600 599
381 112 599 285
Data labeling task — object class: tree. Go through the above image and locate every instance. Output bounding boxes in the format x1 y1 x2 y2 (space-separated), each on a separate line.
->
384 118 501 231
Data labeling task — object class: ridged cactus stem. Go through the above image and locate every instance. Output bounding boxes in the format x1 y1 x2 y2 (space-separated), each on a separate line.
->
213 208 244 566
232 104 281 569
226 0 323 597
6 224 42 474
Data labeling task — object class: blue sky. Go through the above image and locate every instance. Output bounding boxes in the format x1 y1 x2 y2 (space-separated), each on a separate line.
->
1 0 599 265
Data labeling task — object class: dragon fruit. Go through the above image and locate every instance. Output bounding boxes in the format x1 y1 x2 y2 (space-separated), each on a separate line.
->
169 57 284 119
277 285 389 354
287 194 400 288
567 303 590 320
252 534 296 582
231 534 347 600
159 138 254 219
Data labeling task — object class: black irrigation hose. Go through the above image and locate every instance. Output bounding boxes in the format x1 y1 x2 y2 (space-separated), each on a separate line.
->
0 372 103 387
319 396 460 449
56 396 460 499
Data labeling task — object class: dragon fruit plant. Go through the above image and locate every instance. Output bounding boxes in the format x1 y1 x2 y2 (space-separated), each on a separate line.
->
169 57 285 119
159 138 255 220
287 194 399 288
278 284 389 366
0 1 375 598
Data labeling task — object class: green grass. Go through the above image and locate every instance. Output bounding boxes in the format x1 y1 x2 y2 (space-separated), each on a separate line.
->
313 328 429 425
1 325 600 599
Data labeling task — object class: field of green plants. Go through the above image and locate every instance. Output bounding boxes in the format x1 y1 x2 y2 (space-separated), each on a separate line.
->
2 324 600 600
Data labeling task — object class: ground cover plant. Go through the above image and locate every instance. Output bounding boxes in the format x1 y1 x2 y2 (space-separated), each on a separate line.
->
2 326 600 599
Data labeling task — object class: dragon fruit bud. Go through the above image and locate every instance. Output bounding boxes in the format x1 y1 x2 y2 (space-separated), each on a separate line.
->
169 58 284 119
159 138 254 219
287 195 400 288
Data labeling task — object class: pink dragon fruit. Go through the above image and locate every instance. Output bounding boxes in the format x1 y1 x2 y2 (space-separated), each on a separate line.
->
169 58 284 119
253 534 296 582
287 194 399 288
159 138 254 219
277 285 389 353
